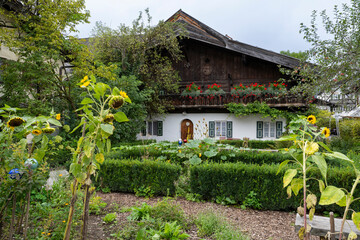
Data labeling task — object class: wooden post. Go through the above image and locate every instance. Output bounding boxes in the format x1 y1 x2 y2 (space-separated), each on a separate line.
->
330 212 335 240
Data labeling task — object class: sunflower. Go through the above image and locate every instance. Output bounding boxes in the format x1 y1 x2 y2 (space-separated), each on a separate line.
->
108 96 124 109
7 117 25 129
321 127 330 138
103 114 114 124
307 115 316 124
32 129 42 136
56 114 61 120
305 142 319 155
119 91 129 99
80 75 88 83
80 81 90 88
42 127 55 134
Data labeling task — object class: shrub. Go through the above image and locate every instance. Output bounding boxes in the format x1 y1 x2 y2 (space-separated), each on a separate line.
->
97 159 181 196
190 162 358 213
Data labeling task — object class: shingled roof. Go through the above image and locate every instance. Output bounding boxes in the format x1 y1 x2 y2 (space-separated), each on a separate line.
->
167 9 300 68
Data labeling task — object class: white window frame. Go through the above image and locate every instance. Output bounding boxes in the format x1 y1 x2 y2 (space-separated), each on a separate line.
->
263 122 276 138
215 121 227 137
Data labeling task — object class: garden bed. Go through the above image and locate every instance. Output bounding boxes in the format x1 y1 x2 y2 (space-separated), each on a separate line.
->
87 192 299 240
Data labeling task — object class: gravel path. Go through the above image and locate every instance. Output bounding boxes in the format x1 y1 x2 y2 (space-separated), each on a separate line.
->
87 192 299 240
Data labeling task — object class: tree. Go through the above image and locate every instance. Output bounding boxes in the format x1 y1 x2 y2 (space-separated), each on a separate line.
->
91 9 186 115
280 50 307 61
284 0 360 104
0 0 91 115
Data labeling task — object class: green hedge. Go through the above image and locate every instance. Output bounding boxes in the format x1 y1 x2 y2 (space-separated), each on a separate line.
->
105 147 290 165
219 139 292 149
190 162 358 213
97 159 181 196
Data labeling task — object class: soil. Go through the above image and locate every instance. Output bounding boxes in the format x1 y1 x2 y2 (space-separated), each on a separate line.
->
87 192 301 240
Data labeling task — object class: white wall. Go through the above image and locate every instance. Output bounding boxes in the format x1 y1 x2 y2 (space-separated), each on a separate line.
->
137 113 286 142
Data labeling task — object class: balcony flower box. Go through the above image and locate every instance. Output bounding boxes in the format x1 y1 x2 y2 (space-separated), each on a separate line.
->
231 82 288 100
181 82 202 99
204 83 225 99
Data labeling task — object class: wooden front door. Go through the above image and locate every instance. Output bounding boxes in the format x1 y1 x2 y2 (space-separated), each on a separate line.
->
181 119 193 140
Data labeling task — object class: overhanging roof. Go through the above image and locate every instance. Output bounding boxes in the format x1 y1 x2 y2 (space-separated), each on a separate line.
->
167 10 300 68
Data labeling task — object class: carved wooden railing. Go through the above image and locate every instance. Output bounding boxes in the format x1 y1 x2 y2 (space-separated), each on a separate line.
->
163 93 306 108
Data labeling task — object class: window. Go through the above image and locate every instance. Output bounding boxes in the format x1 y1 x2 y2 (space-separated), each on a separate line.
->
215 121 226 137
263 122 276 138
257 121 282 139
143 121 163 136
209 121 232 138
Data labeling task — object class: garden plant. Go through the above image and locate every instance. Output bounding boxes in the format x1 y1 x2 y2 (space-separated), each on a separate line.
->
278 115 360 239
63 75 130 240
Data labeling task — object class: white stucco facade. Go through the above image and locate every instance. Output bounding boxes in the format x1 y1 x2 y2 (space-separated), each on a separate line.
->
137 113 286 142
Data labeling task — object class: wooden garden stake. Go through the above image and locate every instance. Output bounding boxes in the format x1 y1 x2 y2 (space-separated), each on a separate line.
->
23 187 31 240
16 200 26 234
330 212 335 240
81 179 92 240
9 194 16 239
63 122 86 240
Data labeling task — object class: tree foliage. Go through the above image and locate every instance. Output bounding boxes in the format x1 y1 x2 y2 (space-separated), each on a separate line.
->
90 9 186 115
280 50 307 61
284 0 360 102
0 0 91 115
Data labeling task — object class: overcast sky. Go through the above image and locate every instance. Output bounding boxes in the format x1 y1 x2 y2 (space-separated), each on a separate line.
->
76 0 351 53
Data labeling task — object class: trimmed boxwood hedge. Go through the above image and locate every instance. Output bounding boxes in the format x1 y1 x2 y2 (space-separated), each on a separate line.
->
219 139 292 149
190 162 358 213
105 148 290 165
97 159 181 196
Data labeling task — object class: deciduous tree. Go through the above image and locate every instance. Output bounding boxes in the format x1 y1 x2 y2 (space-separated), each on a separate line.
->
0 0 91 115
284 0 360 104
91 9 186 115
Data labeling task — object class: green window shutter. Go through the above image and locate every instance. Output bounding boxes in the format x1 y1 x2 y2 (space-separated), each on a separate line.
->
209 121 215 138
141 121 146 136
256 121 263 138
226 121 233 138
148 121 152 135
157 121 163 136
276 121 283 138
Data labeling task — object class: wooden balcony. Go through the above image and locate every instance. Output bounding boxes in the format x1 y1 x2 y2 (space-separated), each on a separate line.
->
163 93 307 109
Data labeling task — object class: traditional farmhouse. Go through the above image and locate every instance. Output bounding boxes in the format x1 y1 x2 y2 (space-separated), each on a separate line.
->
138 10 305 142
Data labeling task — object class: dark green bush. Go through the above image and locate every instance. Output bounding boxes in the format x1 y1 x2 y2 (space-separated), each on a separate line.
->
97 159 181 196
219 139 292 149
329 137 360 154
212 150 289 165
190 162 358 213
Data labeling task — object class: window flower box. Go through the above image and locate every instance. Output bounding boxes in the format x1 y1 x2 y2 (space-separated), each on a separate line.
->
204 83 225 99
181 82 202 99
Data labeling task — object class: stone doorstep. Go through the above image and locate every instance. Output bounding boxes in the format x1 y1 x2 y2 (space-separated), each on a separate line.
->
295 213 360 239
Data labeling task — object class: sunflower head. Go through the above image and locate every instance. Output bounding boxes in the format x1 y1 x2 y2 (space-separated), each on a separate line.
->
305 142 319 155
321 127 331 138
119 91 129 99
80 75 88 83
42 127 55 134
80 80 90 88
7 117 25 129
307 115 316 124
109 96 124 109
103 114 114 124
32 129 42 136
56 114 61 120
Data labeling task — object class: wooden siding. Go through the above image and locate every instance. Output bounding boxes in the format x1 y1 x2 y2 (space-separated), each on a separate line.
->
174 39 286 93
